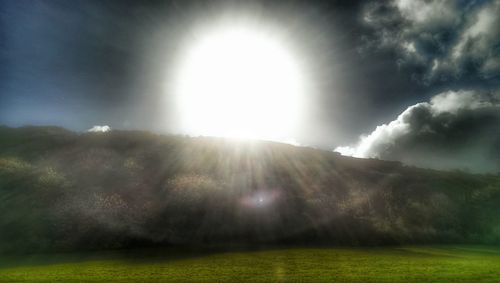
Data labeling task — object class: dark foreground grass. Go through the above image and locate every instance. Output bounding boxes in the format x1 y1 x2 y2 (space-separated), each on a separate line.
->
1 246 500 282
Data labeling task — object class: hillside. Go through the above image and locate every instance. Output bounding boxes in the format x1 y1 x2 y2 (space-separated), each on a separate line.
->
1 126 500 254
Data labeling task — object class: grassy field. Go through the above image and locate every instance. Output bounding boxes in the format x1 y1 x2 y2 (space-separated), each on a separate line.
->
1 246 500 282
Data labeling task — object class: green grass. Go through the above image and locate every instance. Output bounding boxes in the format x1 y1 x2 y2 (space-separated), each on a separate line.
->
1 246 500 282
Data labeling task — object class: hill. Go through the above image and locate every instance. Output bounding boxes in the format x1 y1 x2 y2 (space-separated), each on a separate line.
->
1 126 500 253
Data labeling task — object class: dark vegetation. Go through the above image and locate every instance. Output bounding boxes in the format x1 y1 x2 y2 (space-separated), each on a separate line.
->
1 126 500 254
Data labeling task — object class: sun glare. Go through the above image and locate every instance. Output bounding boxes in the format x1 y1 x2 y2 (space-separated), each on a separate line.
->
174 25 305 142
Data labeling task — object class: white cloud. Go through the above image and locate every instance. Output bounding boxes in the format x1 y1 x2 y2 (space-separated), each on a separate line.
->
429 90 492 114
335 90 500 172
282 138 302 147
87 125 111 133
334 103 415 158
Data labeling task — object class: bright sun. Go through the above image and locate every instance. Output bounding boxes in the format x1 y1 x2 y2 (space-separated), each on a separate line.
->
174 26 305 142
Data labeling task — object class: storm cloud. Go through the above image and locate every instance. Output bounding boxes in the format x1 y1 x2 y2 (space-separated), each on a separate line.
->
336 90 500 173
362 0 500 84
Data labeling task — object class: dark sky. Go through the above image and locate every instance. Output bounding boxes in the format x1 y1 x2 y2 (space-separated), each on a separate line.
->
1 0 500 172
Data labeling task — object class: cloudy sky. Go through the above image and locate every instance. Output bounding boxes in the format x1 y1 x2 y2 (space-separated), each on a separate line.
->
1 0 500 172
